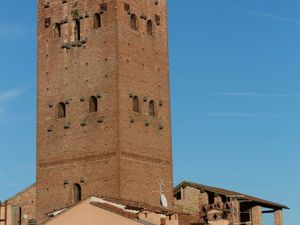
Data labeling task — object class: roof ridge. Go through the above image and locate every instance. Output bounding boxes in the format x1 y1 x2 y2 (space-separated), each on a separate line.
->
5 183 36 201
174 181 289 210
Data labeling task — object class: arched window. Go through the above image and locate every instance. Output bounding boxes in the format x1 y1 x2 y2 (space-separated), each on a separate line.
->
74 19 80 41
54 23 61 38
149 100 155 116
147 20 153 36
93 13 101 29
57 102 66 119
73 183 82 203
89 96 98 113
130 14 138 31
133 96 139 113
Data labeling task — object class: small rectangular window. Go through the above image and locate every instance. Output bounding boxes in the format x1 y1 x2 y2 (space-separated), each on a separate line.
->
45 18 51 28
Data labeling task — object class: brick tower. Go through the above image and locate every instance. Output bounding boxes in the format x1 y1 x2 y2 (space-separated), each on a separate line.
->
37 0 173 222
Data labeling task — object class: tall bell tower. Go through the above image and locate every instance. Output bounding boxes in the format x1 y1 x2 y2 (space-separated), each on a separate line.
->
37 0 173 222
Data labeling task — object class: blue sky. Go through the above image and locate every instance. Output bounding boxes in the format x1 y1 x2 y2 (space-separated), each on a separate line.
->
0 0 299 224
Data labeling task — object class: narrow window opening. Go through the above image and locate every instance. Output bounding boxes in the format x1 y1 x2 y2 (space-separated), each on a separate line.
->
155 15 161 26
149 100 155 116
208 192 215 204
130 14 138 30
45 18 51 28
147 20 153 36
54 23 61 38
133 96 139 113
57 102 66 119
174 191 181 200
73 183 82 203
93 13 101 29
89 96 98 113
74 19 80 41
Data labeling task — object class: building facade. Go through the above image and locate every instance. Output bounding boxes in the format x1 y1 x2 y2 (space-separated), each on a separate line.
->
37 0 173 222
0 2 289 225
173 182 288 225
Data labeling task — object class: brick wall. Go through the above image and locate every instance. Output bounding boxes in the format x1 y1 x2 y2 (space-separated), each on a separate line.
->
37 0 173 222
6 184 36 225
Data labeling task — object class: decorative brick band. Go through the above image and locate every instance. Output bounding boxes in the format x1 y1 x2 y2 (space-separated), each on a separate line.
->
121 152 170 166
38 152 116 168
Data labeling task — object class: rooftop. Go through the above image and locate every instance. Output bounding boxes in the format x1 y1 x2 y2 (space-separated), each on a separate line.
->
174 181 289 210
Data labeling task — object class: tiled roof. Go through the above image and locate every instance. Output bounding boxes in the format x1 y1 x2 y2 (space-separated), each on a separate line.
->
174 181 289 210
6 183 36 202
90 202 139 219
97 195 182 215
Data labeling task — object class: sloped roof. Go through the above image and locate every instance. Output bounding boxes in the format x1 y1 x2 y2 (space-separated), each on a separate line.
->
90 202 139 219
174 181 289 210
5 183 36 202
45 196 156 225
46 196 181 225
97 196 182 215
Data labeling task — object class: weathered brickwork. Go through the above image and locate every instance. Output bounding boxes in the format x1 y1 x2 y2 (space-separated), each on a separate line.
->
37 0 173 222
6 185 36 225
174 182 287 225
274 210 283 225
251 206 262 225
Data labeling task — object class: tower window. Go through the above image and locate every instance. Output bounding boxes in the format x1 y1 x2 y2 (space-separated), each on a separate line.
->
74 19 80 41
45 18 51 28
147 20 153 36
89 96 98 113
54 23 61 38
130 14 138 31
57 102 66 119
133 96 140 113
155 15 161 26
93 13 101 29
149 100 155 116
73 183 82 203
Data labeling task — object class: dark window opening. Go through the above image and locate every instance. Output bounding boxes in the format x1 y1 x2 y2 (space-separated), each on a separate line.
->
124 3 130 11
57 102 66 119
100 3 108 11
149 100 155 116
45 18 51 28
147 20 153 36
174 191 181 200
74 19 80 41
155 15 161 26
130 14 138 30
93 13 101 29
133 96 139 113
208 192 215 204
221 195 227 203
89 96 98 113
54 23 61 38
240 203 252 224
73 183 82 203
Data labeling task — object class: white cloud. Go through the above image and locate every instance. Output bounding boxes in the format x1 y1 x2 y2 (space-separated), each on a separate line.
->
191 112 282 117
0 88 25 103
0 23 34 40
216 92 300 98
248 11 300 23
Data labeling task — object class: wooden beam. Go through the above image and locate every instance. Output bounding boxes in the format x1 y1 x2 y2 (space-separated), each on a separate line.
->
263 210 275 214
4 201 7 225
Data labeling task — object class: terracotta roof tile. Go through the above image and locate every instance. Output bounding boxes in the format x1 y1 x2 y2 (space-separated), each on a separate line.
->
174 181 289 210
90 202 139 219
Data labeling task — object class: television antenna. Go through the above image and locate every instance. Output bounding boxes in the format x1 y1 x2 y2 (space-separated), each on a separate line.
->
157 177 168 208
